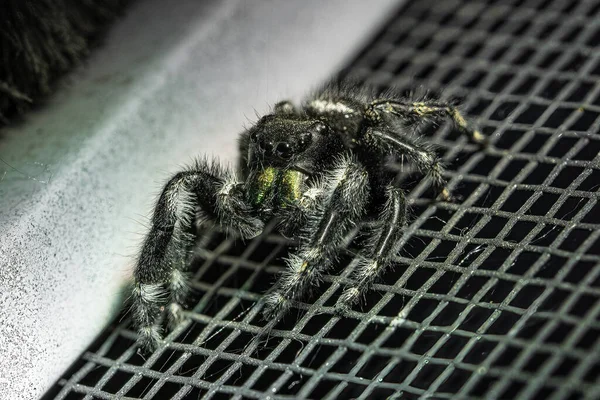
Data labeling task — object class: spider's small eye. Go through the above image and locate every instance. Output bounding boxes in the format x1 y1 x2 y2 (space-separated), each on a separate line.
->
250 131 259 142
314 122 326 132
276 142 293 159
299 131 312 147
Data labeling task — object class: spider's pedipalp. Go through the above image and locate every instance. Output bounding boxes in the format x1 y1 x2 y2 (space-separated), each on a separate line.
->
338 186 406 312
277 185 325 236
216 172 264 238
262 155 370 320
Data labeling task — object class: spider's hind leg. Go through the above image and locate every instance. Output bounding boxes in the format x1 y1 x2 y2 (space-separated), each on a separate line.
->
337 186 406 313
367 127 452 201
366 98 487 145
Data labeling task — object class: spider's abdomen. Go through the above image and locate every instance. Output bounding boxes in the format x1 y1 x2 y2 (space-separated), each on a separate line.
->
247 167 304 212
306 98 364 137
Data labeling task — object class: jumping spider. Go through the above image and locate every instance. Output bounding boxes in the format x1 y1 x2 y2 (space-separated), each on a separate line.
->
131 82 486 351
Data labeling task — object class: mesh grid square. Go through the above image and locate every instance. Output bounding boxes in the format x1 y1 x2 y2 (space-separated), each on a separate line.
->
45 0 600 398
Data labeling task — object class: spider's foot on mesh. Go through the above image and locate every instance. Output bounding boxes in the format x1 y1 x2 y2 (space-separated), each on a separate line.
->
261 292 292 321
439 187 453 202
136 325 163 352
449 107 488 146
131 282 167 351
336 255 394 315
335 286 361 316
167 302 187 329
471 129 489 146
436 187 469 203
261 250 325 320
255 293 292 341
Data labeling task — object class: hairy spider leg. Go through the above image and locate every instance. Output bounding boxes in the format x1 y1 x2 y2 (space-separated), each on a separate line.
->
366 98 487 145
338 186 406 312
301 95 478 200
367 127 452 201
262 155 370 320
277 185 325 236
132 169 215 351
132 160 263 351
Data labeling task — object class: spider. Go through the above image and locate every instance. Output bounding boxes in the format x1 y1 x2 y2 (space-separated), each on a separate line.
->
131 81 486 351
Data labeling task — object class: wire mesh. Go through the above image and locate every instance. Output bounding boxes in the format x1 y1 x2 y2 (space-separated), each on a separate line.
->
44 0 600 398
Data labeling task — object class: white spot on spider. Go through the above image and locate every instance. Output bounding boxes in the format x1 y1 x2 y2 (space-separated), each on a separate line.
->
170 269 189 291
310 99 355 114
328 157 352 185
165 177 196 227
135 283 165 303
418 151 434 166
266 292 286 305
301 188 322 204
168 303 183 318
368 261 378 271
340 287 360 304
218 177 237 196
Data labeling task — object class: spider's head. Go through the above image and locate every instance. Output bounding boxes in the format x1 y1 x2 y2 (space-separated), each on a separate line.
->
246 115 336 174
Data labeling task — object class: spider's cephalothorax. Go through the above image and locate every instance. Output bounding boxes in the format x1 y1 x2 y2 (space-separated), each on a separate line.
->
131 82 486 351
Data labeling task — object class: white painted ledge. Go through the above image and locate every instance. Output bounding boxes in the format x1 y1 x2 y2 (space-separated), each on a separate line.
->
0 0 400 398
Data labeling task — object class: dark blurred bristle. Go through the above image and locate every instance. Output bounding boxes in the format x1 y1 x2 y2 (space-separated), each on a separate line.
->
0 0 131 125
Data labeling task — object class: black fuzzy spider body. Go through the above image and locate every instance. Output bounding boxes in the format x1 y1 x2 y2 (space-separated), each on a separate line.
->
131 82 485 351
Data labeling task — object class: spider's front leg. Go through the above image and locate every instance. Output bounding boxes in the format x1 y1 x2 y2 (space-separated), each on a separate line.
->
337 186 406 313
132 161 263 351
262 155 370 320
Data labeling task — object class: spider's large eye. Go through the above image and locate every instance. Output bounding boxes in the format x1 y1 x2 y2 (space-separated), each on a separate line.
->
259 139 274 153
250 131 259 142
276 142 293 159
